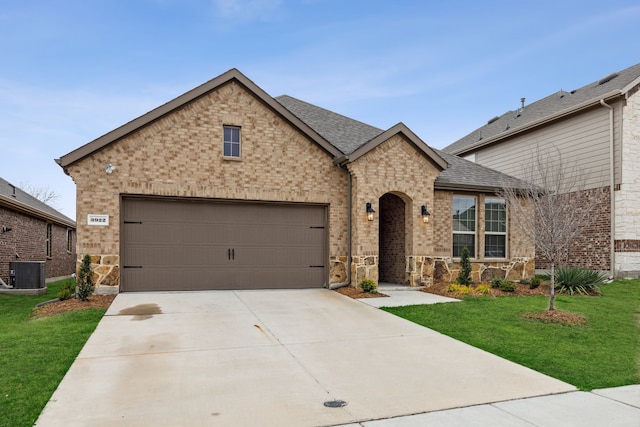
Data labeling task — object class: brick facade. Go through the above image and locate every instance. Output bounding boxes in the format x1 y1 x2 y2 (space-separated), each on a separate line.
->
67 81 349 293
535 186 611 271
0 206 76 283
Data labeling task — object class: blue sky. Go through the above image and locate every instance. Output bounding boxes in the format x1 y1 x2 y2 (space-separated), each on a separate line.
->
1 0 639 219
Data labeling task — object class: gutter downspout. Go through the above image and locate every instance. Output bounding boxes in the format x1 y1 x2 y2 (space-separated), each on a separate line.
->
330 171 352 289
600 99 615 279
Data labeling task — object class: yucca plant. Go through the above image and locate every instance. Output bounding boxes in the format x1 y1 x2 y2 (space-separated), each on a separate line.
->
554 267 606 295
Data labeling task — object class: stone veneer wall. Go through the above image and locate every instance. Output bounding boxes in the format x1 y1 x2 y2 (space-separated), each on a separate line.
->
67 81 349 293
615 84 640 277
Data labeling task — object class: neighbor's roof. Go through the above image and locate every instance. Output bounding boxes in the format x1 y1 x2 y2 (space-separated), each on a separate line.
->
444 62 640 155
0 177 75 227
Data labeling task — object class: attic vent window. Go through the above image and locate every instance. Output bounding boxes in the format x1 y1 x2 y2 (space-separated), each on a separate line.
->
598 73 619 85
487 116 499 125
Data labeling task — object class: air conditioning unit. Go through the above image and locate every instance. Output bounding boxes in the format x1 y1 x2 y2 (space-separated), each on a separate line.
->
9 261 46 289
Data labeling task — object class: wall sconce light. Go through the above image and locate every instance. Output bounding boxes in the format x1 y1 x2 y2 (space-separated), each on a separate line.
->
366 202 375 221
2 226 12 233
421 205 431 223
105 163 117 174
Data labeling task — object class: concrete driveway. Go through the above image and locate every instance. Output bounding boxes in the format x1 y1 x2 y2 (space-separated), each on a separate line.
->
35 289 574 426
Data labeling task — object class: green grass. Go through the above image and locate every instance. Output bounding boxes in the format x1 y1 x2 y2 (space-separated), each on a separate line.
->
384 279 640 391
0 279 107 427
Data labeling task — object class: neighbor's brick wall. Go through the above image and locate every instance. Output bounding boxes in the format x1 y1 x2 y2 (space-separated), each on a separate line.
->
615 85 640 277
0 206 75 282
66 81 349 291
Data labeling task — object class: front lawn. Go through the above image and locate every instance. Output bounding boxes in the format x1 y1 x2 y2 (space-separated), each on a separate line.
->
0 279 108 427
384 279 640 391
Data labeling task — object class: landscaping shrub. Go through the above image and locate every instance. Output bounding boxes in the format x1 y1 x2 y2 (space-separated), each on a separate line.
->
447 283 461 293
529 276 541 289
475 284 490 295
490 278 515 292
456 247 472 285
76 254 95 301
57 279 75 301
359 279 377 294
554 267 606 295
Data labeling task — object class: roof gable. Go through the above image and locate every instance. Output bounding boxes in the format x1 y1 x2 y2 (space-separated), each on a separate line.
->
346 123 448 170
58 69 342 169
0 177 75 227
444 62 640 155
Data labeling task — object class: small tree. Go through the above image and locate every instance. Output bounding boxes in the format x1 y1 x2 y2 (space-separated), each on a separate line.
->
456 247 472 285
76 254 95 301
498 148 607 311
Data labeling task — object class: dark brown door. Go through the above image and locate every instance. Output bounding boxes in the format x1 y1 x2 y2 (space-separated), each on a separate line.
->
121 197 327 291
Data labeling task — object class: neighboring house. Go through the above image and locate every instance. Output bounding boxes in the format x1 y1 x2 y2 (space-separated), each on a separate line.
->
0 177 76 285
57 69 533 294
444 62 640 278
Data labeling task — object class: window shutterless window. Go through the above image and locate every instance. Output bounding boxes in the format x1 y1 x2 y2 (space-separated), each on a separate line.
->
452 196 476 257
67 229 73 253
223 126 241 158
485 198 507 258
46 223 52 258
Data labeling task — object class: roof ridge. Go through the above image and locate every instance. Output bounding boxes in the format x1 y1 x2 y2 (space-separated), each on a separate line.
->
443 61 640 154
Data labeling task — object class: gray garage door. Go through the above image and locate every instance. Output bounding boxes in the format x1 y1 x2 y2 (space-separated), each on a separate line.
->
121 197 327 291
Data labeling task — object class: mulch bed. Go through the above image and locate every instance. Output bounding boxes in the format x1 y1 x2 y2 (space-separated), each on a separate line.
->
334 286 388 299
422 280 549 298
522 310 587 325
32 295 116 319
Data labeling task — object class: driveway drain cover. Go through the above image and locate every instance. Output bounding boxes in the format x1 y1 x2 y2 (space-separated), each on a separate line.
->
323 400 347 408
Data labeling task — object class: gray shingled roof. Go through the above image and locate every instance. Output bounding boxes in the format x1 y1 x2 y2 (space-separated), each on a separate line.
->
434 150 530 191
444 62 640 155
0 177 75 226
275 95 384 154
276 95 529 191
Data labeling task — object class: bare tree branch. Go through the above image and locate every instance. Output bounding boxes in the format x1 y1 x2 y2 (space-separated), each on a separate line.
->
19 181 61 208
497 147 606 310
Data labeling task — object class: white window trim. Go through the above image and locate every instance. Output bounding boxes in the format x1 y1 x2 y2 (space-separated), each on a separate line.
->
452 195 477 258
484 197 508 259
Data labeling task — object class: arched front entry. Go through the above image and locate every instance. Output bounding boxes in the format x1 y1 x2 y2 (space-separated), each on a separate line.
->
379 193 406 285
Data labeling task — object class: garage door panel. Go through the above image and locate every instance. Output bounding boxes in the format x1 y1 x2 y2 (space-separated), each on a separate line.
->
122 198 327 291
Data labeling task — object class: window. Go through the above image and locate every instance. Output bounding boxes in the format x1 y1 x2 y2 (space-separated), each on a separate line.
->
452 196 476 257
46 224 52 258
485 198 507 258
223 126 241 158
67 229 73 253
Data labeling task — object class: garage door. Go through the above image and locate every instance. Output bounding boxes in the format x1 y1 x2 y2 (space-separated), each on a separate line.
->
121 197 327 291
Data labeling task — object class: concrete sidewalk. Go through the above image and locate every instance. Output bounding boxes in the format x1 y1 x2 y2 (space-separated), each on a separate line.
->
36 288 576 427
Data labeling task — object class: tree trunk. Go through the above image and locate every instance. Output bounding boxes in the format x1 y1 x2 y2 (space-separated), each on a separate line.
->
548 263 556 311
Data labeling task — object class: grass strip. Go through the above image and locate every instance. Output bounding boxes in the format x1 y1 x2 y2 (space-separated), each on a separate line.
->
384 279 640 391
0 280 107 427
